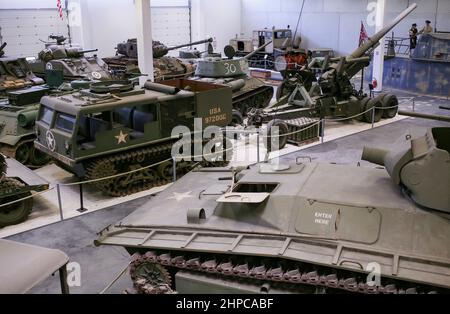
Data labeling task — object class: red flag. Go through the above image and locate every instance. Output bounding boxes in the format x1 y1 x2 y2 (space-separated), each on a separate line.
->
359 21 369 47
57 0 64 20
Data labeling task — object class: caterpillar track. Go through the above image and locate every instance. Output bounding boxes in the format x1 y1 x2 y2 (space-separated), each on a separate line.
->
0 138 50 168
85 138 232 197
127 250 445 295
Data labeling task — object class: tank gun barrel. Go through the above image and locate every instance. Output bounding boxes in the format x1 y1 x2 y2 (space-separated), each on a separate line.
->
78 49 98 54
398 110 450 123
350 3 417 59
0 42 6 52
244 40 273 60
167 38 213 52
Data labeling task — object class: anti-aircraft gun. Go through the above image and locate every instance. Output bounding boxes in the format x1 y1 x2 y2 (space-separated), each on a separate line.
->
29 35 112 83
247 4 418 150
103 38 214 82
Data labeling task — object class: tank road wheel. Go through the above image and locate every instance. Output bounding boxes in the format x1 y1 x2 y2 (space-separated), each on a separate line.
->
381 94 399 119
85 159 119 195
0 178 33 227
14 142 31 164
265 119 289 152
130 258 173 294
356 97 370 122
157 161 173 181
29 146 50 167
367 98 383 123
231 109 244 126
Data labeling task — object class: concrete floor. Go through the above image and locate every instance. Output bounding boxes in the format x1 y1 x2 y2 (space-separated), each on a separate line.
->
6 89 449 294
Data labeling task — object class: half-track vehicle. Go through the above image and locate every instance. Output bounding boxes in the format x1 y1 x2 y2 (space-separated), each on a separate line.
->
34 79 233 196
95 126 450 294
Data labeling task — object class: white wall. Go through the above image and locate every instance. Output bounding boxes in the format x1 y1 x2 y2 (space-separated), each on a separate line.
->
191 0 242 54
0 0 62 9
241 0 450 56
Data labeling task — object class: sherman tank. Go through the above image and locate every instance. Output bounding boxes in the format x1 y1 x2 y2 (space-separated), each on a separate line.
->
0 153 49 227
95 126 450 294
103 38 213 82
29 35 113 83
34 79 234 197
0 43 51 166
191 42 275 124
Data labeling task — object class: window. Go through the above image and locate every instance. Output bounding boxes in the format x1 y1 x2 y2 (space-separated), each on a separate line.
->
55 113 76 133
39 106 54 125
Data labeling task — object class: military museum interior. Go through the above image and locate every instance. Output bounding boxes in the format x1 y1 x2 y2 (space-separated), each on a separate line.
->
0 0 449 297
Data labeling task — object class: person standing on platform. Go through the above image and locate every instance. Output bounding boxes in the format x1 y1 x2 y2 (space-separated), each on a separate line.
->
409 23 418 49
419 20 433 34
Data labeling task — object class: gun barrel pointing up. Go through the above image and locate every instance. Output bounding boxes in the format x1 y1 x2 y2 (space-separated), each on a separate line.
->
349 3 417 59
167 38 214 52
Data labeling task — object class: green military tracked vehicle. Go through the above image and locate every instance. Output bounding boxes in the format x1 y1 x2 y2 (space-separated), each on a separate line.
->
0 43 51 166
95 126 450 294
29 35 113 83
191 41 275 123
0 154 49 227
34 79 233 196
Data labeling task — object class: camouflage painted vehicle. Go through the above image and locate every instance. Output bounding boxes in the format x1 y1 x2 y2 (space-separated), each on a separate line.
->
95 126 450 294
0 154 49 227
0 43 51 166
191 42 275 124
247 4 418 149
103 38 213 82
29 35 113 83
34 79 233 196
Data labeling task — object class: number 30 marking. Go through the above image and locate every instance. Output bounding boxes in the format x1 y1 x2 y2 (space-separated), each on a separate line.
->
224 62 237 75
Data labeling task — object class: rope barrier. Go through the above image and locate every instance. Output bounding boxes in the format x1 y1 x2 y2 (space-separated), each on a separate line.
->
0 187 55 209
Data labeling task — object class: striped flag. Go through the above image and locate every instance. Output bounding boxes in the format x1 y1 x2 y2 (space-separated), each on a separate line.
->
57 0 64 20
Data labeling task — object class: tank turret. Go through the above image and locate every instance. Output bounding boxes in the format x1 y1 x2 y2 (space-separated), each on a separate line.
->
195 40 273 78
362 127 450 213
116 38 213 59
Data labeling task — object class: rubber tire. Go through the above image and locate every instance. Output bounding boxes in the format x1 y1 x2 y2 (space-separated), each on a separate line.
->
265 119 289 152
230 109 243 126
0 192 33 227
365 98 383 123
357 97 370 122
381 94 399 119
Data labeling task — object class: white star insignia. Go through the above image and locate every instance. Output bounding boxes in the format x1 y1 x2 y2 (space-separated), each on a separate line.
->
115 130 128 144
168 191 193 202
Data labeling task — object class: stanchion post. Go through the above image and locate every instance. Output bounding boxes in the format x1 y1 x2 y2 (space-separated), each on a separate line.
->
256 129 260 163
412 98 415 112
371 106 375 129
77 183 87 213
320 119 325 144
172 158 177 182
56 184 64 221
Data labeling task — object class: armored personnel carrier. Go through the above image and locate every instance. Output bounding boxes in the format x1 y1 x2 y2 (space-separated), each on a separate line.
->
34 79 233 196
247 4 418 149
0 43 51 166
0 154 49 227
191 42 275 123
29 35 112 83
103 38 213 82
95 126 450 294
